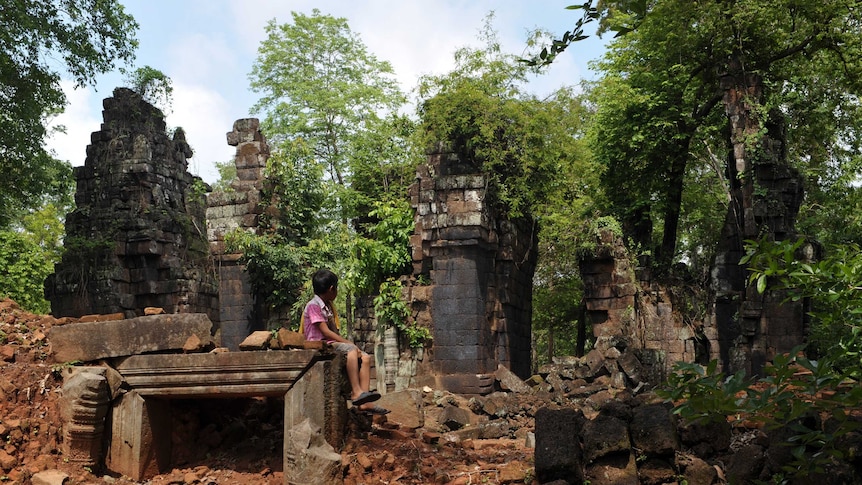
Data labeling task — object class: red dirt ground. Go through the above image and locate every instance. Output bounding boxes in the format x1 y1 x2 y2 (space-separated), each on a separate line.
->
0 299 534 484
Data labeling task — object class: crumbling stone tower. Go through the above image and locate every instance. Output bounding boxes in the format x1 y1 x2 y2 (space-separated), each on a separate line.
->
404 145 537 394
206 118 271 350
46 88 218 321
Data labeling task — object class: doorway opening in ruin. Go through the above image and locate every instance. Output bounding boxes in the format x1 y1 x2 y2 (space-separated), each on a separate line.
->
167 397 284 474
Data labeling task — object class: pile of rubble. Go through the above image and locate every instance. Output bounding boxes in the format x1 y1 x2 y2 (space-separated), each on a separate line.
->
2 298 862 484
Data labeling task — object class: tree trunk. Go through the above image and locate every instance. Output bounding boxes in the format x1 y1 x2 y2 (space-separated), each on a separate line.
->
657 144 691 270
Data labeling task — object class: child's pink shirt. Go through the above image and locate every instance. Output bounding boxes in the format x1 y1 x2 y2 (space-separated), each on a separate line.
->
303 295 333 343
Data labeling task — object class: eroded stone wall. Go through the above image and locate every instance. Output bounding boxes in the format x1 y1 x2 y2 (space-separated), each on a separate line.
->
46 88 217 321
579 229 703 385
206 118 271 350
362 145 537 395
709 149 809 375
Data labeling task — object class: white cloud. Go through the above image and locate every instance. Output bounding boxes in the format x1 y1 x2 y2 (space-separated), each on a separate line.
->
168 82 235 184
45 0 606 187
45 81 102 166
167 32 237 86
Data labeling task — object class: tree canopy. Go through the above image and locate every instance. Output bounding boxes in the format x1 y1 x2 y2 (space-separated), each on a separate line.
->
239 10 413 327
0 0 138 227
573 0 862 273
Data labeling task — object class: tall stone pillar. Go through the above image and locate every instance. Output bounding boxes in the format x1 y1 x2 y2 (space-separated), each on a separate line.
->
403 145 537 394
710 69 808 376
206 118 271 350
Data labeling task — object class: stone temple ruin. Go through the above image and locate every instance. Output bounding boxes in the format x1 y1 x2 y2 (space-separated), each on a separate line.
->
43 86 808 480
45 88 218 322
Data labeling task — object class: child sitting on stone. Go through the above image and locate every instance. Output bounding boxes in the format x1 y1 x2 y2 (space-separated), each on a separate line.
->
300 268 389 415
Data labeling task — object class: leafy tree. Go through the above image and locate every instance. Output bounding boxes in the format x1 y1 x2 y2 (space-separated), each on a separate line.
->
211 160 237 193
419 19 601 358
742 238 862 373
663 236 862 478
417 19 576 219
240 10 413 332
0 231 54 314
530 86 602 361
249 9 406 223
538 1 862 275
0 195 72 314
532 275 584 365
0 0 138 227
123 65 173 113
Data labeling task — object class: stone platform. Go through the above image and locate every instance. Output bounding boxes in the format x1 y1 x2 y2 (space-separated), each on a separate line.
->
102 350 346 482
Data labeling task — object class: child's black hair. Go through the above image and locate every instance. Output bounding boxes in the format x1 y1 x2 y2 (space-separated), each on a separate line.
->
312 268 338 295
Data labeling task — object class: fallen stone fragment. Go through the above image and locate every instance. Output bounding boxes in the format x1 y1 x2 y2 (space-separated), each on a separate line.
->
239 330 272 350
0 449 17 470
182 334 204 353
376 389 423 429
495 363 532 393
78 312 125 323
0 345 14 362
50 313 217 362
497 460 530 484
284 418 342 485
303 340 324 350
144 307 165 315
354 452 373 471
31 469 70 485
275 328 305 349
440 405 471 431
585 452 639 485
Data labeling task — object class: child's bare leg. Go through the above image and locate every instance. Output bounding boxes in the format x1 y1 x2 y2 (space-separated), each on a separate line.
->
346 348 364 400
359 351 371 392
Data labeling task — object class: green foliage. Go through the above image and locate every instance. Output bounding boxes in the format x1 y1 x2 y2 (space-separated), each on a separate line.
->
522 0 652 68
532 274 584 365
249 8 405 215
417 19 579 219
660 352 862 479
211 160 237 193
0 0 137 226
346 113 419 218
579 0 862 274
344 200 414 294
0 231 55 313
224 230 310 312
50 360 82 379
373 278 430 348
741 238 862 374
243 9 420 341
123 66 173 113
263 144 327 247
0 193 72 313
660 360 752 425
664 236 862 479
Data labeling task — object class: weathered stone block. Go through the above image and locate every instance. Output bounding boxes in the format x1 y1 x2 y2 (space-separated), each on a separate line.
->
582 415 631 462
630 403 679 456
284 418 342 485
535 407 585 483
31 470 70 485
239 330 272 350
275 328 305 349
494 363 531 394
106 391 170 480
584 452 639 485
377 389 423 429
50 313 217 363
60 370 110 467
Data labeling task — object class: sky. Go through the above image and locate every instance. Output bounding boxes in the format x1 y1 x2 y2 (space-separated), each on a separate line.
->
46 0 609 184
